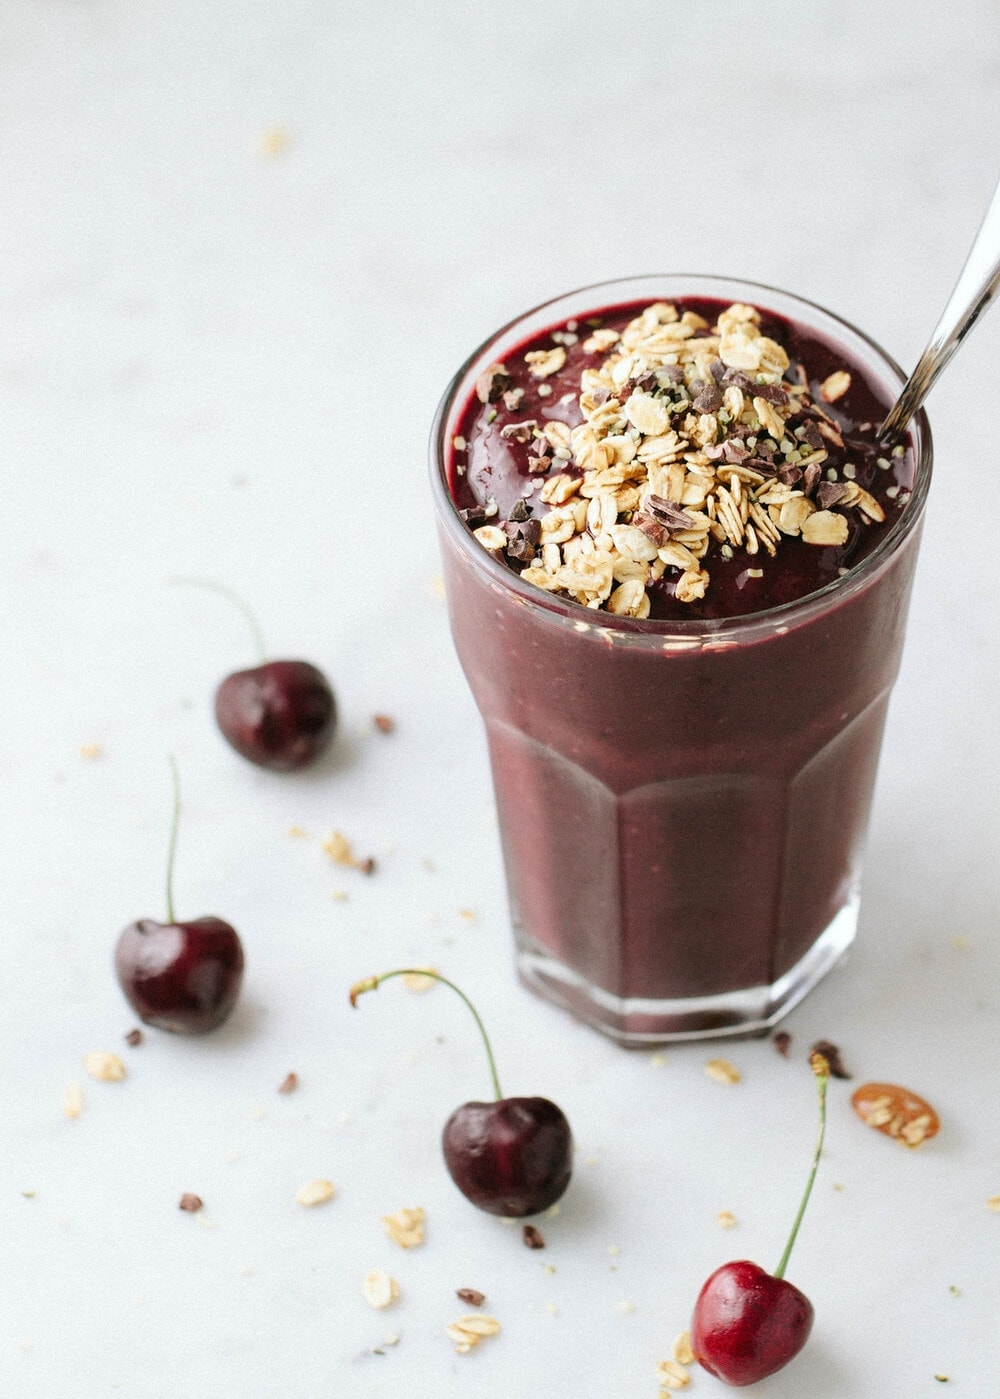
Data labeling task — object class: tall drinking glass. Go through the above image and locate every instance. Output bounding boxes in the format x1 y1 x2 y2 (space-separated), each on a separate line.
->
430 275 931 1044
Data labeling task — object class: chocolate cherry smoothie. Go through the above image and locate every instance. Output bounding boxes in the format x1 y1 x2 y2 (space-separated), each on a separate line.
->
431 276 930 1043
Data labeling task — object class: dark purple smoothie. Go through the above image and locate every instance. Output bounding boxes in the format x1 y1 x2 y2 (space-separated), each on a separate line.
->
432 277 930 1042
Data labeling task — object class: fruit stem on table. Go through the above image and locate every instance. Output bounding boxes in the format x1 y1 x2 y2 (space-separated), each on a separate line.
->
165 754 182 925
170 576 268 664
774 1052 830 1281
350 970 504 1101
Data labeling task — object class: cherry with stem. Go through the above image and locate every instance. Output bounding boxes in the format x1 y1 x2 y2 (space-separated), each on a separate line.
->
114 756 244 1034
172 576 336 772
690 1052 830 1387
350 969 572 1217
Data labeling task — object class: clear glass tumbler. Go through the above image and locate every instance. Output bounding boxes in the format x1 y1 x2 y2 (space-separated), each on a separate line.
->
430 275 932 1044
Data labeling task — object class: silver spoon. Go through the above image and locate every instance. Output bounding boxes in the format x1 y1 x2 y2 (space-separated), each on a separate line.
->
880 175 1000 439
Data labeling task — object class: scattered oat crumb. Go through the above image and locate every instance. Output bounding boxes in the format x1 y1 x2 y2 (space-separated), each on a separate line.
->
673 1331 695 1366
429 576 445 599
332 889 348 902
833 1182 844 1191
523 1224 545 1249
705 1057 741 1085
79 741 103 760
457 1288 485 1307
259 127 290 158
583 1155 598 1167
949 1285 961 1296
84 1051 126 1083
373 714 396 734
287 825 309 839
22 1189 36 1199
618 1300 635 1315
446 1314 501 1354
240 1267 254 1277
278 1072 299 1094
934 1376 949 1383
717 1209 737 1229
951 934 972 950
382 1333 400 1348
608 1244 622 1257
657 1357 691 1390
650 1051 667 1068
987 1195 1000 1212
251 1104 266 1120
422 856 437 872
382 1206 425 1248
296 1178 335 1207
64 1083 84 1119
225 1152 241 1164
362 1269 400 1309
542 1262 557 1275
322 830 376 874
544 1300 559 1316
179 1193 203 1213
403 968 438 993
124 1028 143 1047
458 907 476 922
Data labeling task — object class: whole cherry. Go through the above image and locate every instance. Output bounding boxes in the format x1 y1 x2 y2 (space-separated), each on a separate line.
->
690 1053 830 1387
350 970 572 1216
175 578 336 771
115 757 244 1034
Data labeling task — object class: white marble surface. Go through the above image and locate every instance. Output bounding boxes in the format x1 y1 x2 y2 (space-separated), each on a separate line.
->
2 3 999 1395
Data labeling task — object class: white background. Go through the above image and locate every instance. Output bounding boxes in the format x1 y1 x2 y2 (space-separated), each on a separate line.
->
2 3 999 1396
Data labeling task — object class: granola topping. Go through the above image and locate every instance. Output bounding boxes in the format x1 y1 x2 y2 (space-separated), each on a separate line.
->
452 297 915 620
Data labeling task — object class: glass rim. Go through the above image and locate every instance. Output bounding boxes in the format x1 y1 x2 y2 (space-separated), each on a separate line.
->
429 273 933 643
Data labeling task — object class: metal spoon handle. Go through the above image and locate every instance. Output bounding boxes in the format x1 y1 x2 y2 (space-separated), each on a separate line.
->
880 176 1000 439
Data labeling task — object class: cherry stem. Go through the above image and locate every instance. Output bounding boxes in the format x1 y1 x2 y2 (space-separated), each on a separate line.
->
165 754 181 925
350 969 503 1102
773 1052 829 1281
170 577 268 664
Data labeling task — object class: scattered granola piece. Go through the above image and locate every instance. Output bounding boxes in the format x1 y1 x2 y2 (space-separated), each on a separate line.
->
456 1288 485 1307
772 1030 792 1057
458 907 476 922
705 1058 741 1085
934 1376 949 1383
522 1224 545 1249
987 1195 1000 1212
296 1178 335 1207
446 1313 501 1354
64 1083 83 1119
124 1028 143 1047
820 370 851 403
372 713 396 734
179 1193 203 1213
673 1331 695 1366
84 1051 126 1083
382 1206 425 1248
544 1300 559 1315
657 1358 691 1389
259 127 290 158
278 1072 299 1094
810 1039 851 1079
362 1269 400 1310
650 1052 667 1068
618 1299 636 1315
851 1082 940 1147
79 741 103 760
716 1209 737 1229
322 831 375 874
402 968 437 993
287 825 309 839
429 576 445 598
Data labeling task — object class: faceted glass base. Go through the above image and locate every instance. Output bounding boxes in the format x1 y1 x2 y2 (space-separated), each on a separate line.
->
514 896 859 1045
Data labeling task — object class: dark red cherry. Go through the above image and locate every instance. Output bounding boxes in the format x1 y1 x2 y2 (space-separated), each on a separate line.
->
691 1260 813 1387
442 1097 572 1217
214 659 336 771
115 916 244 1034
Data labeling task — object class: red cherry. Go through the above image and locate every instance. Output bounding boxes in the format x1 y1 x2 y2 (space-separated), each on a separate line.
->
689 1053 831 1386
442 1097 572 1216
215 660 336 771
691 1260 813 1386
115 917 244 1034
351 971 573 1216
115 758 244 1033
